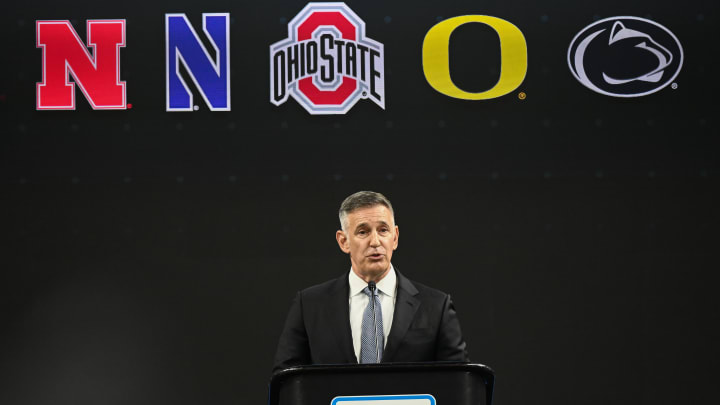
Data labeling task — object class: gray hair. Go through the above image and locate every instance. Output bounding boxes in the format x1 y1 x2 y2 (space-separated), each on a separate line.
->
339 191 395 232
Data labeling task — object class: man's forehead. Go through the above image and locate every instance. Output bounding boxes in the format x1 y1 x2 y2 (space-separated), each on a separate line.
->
347 205 394 225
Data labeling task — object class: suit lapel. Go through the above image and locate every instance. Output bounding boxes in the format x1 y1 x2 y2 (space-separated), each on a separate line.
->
325 273 357 364
383 270 420 362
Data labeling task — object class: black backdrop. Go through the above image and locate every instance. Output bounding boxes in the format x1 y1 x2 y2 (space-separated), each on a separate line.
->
1 1 719 405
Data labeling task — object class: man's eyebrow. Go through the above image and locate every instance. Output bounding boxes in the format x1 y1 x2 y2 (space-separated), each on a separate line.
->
354 220 390 230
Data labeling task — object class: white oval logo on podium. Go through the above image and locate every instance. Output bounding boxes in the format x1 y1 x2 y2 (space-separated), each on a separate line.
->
332 394 436 405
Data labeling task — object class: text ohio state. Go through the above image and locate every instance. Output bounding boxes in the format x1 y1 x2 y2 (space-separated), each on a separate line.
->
270 33 384 105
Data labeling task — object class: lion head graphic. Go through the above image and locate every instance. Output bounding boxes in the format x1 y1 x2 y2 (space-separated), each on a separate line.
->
601 21 673 84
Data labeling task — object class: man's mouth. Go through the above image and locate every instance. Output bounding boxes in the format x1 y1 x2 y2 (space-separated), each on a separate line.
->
367 253 384 260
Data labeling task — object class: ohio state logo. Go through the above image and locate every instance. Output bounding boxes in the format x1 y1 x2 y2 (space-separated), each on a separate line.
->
270 2 385 114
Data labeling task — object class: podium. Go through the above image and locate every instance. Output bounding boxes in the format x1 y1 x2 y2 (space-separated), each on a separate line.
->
268 363 495 405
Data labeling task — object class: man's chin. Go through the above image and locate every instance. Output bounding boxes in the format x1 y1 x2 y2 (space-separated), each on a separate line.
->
358 263 390 279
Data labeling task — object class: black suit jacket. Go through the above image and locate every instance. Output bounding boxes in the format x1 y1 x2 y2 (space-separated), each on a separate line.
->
273 270 469 372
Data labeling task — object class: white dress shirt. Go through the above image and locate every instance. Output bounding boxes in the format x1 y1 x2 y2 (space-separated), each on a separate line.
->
348 265 397 362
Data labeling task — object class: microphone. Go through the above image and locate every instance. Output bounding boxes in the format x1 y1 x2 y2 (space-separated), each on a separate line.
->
367 281 380 362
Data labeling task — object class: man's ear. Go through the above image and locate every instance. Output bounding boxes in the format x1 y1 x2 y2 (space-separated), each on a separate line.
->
393 225 399 250
336 230 351 254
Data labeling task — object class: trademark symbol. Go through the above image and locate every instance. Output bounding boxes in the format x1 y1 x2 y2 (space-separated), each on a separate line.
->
671 83 678 89
518 92 526 100
362 91 367 97
127 103 132 109
193 105 199 110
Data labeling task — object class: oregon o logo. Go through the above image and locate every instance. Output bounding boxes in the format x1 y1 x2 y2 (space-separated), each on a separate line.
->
568 16 683 97
422 15 527 100
270 2 385 115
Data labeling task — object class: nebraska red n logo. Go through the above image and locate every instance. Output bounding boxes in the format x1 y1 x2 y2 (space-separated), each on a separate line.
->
36 20 126 110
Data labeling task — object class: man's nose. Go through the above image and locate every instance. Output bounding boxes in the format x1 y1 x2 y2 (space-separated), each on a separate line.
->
369 230 381 246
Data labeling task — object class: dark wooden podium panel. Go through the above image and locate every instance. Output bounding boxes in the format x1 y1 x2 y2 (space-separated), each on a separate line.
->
269 363 494 405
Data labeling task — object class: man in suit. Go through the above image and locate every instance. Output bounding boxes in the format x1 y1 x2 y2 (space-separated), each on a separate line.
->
273 191 468 372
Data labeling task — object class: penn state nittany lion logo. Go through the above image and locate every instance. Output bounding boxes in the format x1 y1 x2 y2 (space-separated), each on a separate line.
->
568 16 683 97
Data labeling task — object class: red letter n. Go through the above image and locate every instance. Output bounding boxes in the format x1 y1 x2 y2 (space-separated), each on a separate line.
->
36 20 126 110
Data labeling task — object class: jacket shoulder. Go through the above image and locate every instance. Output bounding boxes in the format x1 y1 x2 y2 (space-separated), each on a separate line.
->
296 274 347 302
400 275 450 303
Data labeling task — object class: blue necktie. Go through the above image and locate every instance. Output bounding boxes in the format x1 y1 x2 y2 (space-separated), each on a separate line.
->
360 286 384 363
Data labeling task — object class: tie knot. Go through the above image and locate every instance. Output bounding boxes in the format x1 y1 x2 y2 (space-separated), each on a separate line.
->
363 286 379 297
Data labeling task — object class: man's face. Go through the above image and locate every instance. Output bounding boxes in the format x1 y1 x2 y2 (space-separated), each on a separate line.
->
336 205 399 282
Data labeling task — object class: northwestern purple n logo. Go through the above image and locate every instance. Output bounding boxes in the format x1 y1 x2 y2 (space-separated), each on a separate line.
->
166 13 230 111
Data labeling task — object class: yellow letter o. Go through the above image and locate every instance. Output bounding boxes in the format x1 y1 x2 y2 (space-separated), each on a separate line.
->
423 15 527 100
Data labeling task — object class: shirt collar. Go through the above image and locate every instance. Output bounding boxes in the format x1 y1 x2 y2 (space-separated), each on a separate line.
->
349 265 397 298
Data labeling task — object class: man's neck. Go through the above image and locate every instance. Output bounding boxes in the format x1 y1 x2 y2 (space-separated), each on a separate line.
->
351 266 391 284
